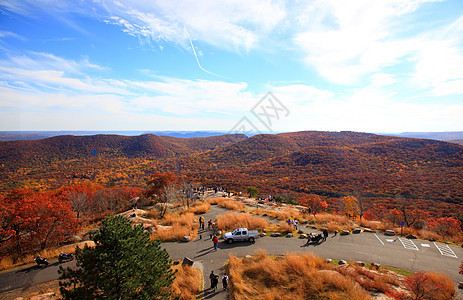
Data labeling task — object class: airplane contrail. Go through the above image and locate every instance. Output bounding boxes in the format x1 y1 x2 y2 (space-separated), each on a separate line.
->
184 26 223 78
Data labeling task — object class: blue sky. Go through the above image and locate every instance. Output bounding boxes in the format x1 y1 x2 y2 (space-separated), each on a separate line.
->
0 0 462 133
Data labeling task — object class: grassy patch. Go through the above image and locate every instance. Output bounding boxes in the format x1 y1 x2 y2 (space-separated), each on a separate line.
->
172 264 203 300
216 212 269 232
208 197 246 211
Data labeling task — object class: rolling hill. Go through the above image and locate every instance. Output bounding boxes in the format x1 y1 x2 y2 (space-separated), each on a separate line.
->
1 131 462 215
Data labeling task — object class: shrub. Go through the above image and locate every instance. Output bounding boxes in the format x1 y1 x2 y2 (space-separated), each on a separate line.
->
387 271 455 300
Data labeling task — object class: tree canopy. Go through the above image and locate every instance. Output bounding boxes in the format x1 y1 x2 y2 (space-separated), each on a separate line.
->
59 215 175 299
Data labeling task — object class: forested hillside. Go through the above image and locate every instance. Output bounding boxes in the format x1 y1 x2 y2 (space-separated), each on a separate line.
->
1 131 462 216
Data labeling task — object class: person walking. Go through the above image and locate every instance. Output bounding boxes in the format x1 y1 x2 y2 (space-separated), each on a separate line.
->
293 219 298 230
212 235 219 251
222 274 229 290
209 271 216 289
212 273 219 292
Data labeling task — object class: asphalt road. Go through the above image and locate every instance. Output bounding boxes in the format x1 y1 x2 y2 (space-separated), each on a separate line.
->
1 204 462 299
163 205 463 299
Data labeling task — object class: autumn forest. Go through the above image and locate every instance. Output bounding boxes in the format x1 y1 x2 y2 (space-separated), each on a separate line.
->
1 131 463 257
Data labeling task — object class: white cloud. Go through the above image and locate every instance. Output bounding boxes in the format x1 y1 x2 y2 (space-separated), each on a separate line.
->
100 0 286 52
293 0 441 84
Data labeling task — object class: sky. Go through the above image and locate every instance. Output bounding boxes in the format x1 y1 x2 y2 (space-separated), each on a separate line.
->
0 0 462 134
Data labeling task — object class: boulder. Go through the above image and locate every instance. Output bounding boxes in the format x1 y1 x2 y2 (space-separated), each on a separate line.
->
355 261 365 267
370 263 381 270
338 260 347 265
363 228 376 233
259 232 266 237
68 235 82 243
286 233 293 238
182 257 194 266
30 293 58 300
299 234 307 239
384 230 396 236
325 258 332 263
340 230 350 236
298 230 304 234
181 236 191 242
271 233 282 237
301 220 308 225
263 213 268 217
458 282 463 289
429 237 436 242
406 234 417 239
309 220 315 225
353 228 363 234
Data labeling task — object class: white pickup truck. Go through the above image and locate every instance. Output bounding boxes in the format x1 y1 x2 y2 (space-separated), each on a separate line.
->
223 228 259 244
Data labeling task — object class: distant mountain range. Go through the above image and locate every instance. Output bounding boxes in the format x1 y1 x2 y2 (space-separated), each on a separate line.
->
0 131 231 141
1 130 462 142
390 131 463 142
1 131 462 215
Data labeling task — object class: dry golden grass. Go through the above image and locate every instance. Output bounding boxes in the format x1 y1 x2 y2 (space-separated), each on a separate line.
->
227 251 371 300
308 213 349 224
153 211 198 241
261 207 303 221
216 212 269 232
187 201 211 214
278 221 294 233
172 265 202 300
209 197 246 211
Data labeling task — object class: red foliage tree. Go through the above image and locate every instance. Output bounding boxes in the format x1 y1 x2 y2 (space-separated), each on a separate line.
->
428 217 462 240
145 171 178 200
387 271 454 300
0 189 79 256
297 194 327 215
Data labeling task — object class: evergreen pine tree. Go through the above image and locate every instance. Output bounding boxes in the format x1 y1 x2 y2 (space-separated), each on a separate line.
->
59 215 175 299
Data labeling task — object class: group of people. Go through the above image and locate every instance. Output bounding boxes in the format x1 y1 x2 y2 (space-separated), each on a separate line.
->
305 228 329 244
198 216 216 231
286 219 298 230
209 270 228 292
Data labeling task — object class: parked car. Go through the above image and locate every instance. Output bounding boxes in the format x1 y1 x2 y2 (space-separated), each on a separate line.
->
223 228 259 244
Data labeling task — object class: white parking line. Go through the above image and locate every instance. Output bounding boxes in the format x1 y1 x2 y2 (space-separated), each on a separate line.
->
398 237 419 251
374 233 384 245
434 243 458 258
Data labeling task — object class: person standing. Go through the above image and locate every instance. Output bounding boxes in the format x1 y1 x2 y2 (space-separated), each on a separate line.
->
222 274 229 290
212 235 219 251
323 229 328 241
293 219 298 230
